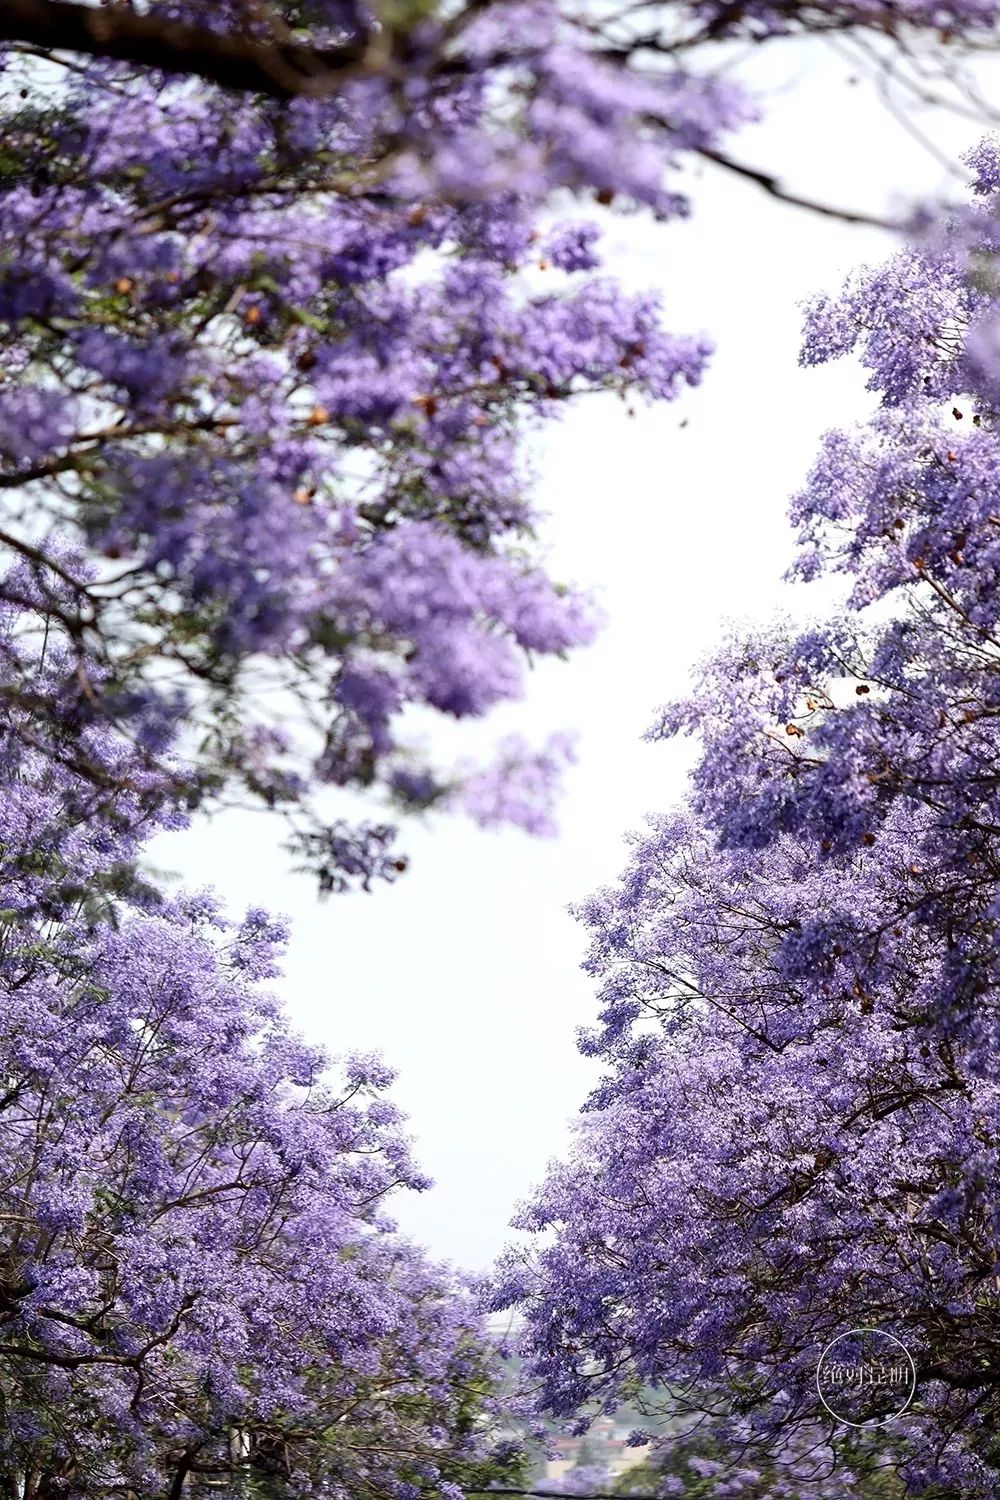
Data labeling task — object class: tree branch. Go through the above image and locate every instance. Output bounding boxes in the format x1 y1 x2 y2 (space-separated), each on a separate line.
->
0 0 371 98
697 144 903 229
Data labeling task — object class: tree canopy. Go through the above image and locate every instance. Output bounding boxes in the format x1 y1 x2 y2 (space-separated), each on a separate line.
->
498 142 1000 1499
1 0 995 890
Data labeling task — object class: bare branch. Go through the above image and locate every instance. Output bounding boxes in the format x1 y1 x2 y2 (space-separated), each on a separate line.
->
697 144 904 229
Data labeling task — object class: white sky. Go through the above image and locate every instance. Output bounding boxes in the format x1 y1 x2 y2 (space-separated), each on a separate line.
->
153 37 999 1271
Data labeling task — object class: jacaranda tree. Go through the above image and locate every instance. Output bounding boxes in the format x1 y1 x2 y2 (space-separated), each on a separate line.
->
0 617 525 1500
1 0 999 891
496 142 1000 1497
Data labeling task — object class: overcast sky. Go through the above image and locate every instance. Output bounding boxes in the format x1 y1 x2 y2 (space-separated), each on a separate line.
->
153 37 999 1272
